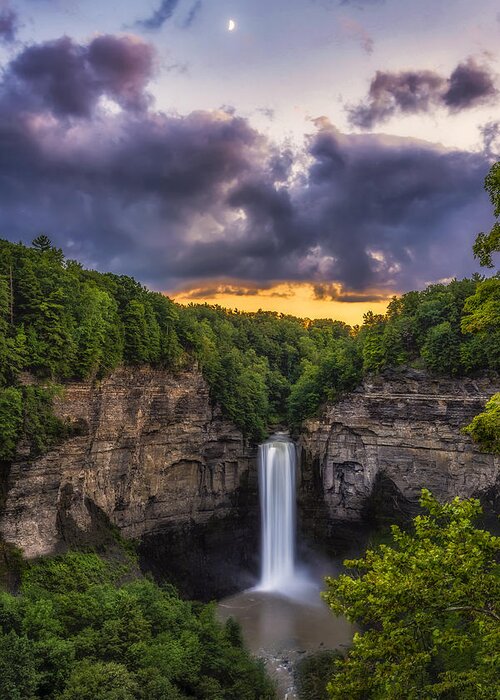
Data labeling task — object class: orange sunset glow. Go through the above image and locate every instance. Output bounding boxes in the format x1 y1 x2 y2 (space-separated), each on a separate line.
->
171 282 393 324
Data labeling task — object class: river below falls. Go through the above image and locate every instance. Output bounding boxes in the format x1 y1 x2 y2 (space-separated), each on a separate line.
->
217 435 357 698
217 570 356 700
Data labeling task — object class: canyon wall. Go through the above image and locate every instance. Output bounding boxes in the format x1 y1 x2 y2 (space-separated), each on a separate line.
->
298 369 499 542
0 368 259 597
1 366 498 594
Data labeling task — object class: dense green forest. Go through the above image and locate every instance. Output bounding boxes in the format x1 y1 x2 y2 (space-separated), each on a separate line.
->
0 550 275 700
0 234 499 451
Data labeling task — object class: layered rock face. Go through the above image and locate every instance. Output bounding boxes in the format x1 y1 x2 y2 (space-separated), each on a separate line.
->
0 368 258 596
298 370 499 537
1 366 498 594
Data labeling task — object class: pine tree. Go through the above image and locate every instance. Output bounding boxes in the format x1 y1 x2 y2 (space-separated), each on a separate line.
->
123 300 149 364
75 284 123 378
144 301 161 364
31 234 53 252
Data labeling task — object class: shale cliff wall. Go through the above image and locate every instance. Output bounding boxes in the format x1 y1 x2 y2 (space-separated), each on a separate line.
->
298 369 499 539
1 367 498 594
0 368 258 596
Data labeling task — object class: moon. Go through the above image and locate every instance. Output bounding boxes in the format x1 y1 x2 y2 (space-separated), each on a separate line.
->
227 18 236 31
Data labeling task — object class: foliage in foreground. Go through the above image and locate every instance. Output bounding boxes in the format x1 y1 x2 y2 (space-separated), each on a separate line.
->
0 551 275 700
323 490 500 700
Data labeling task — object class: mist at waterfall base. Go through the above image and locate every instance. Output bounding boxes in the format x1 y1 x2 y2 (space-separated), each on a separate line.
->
217 435 356 699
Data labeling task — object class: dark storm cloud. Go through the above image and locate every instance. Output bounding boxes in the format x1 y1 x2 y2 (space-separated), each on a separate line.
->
87 35 156 109
135 0 181 30
443 58 497 110
313 284 388 302
0 73 268 284
181 285 262 299
167 122 489 293
300 122 489 290
0 36 492 296
348 58 498 129
0 4 18 43
349 70 445 129
6 35 155 117
480 120 500 158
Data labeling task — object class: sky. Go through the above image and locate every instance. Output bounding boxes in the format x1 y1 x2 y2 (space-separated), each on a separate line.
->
0 0 499 322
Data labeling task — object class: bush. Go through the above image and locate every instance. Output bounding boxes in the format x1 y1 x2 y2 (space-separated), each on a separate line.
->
323 490 500 699
462 393 500 454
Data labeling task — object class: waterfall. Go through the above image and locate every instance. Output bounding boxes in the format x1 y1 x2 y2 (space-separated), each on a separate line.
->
258 436 297 591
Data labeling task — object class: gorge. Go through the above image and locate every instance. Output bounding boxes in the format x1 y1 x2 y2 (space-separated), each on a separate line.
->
1 365 498 600
0 5 499 694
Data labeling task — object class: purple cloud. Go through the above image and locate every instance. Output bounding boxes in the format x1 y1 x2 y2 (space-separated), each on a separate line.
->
8 35 155 117
348 58 498 129
0 36 493 299
0 4 18 43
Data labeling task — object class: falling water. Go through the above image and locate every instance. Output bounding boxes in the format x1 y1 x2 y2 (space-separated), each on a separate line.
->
258 435 297 591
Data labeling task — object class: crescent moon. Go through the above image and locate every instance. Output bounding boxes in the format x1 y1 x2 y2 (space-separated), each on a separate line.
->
228 19 236 31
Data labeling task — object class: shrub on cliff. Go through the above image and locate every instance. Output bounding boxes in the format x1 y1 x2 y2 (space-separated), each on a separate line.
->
463 393 500 454
323 490 500 699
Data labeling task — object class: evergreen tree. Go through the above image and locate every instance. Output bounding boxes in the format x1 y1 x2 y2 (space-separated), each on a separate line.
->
143 301 161 364
75 284 123 379
123 300 149 364
0 274 12 385
31 234 53 252
360 312 386 373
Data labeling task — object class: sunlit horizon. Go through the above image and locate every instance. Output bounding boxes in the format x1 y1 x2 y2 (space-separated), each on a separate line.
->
170 282 392 324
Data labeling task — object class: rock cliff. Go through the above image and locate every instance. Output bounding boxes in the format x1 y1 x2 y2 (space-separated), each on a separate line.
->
298 369 499 541
1 367 498 595
0 367 259 598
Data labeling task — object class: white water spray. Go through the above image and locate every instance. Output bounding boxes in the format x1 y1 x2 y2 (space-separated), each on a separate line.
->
258 436 298 591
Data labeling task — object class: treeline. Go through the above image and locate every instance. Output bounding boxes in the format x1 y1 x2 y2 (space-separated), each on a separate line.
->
360 277 499 375
0 235 183 383
0 236 499 449
0 550 275 700
0 236 185 459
